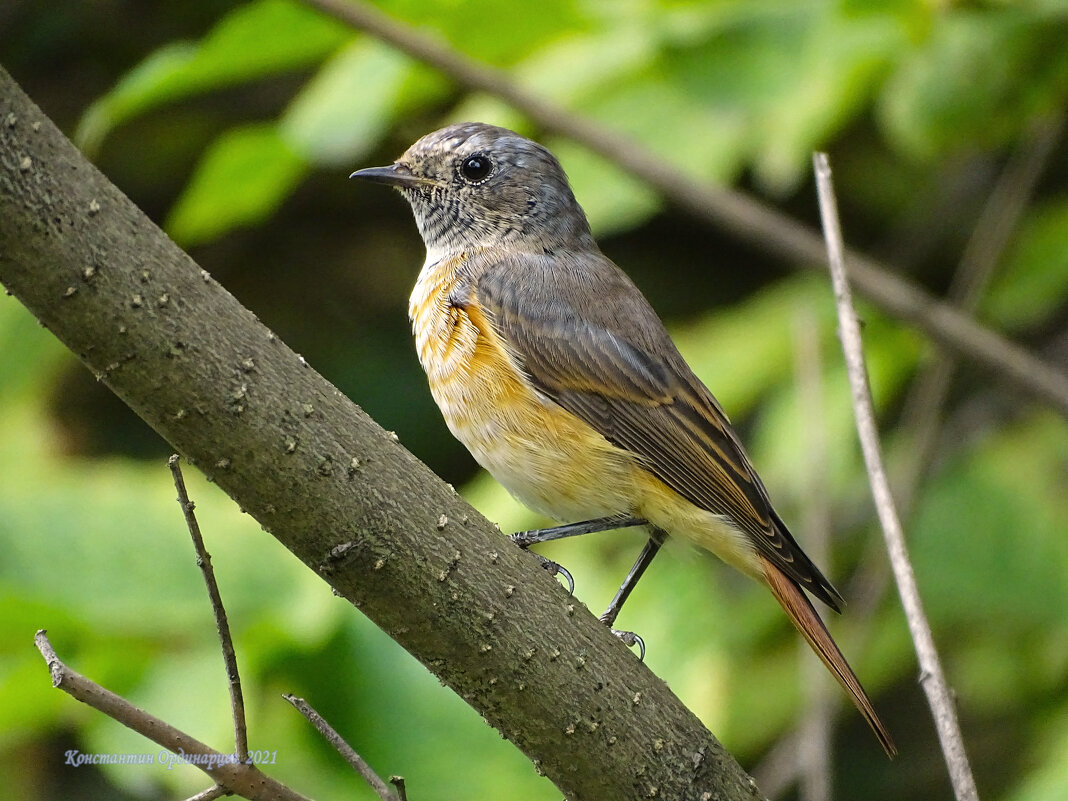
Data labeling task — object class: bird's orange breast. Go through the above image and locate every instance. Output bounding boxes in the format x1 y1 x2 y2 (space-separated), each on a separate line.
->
408 253 638 521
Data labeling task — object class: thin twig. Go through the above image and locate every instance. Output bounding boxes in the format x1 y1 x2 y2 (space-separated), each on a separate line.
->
283 694 401 801
34 631 311 801
184 786 229 801
299 0 1068 416
813 153 980 801
793 311 832 801
169 454 248 761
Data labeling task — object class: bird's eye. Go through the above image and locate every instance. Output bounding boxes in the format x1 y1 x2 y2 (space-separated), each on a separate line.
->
459 154 493 183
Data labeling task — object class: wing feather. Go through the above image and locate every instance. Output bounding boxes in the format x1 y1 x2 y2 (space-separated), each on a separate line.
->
475 250 843 610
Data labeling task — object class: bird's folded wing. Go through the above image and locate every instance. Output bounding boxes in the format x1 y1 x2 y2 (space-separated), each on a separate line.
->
475 250 842 610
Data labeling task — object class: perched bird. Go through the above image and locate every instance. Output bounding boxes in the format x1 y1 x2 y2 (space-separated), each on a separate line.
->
351 122 895 757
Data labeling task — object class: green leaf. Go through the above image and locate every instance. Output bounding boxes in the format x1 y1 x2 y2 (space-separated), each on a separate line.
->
280 39 415 166
984 197 1068 331
379 0 588 65
911 412 1068 631
878 10 1068 160
165 124 307 247
753 10 903 192
75 0 350 153
660 5 810 180
508 25 659 107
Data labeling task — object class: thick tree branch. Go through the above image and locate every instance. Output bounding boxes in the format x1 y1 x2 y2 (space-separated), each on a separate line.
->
1 67 763 801
300 0 1068 416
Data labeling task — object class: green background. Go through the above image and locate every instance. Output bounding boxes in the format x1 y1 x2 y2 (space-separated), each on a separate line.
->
2 1 1067 798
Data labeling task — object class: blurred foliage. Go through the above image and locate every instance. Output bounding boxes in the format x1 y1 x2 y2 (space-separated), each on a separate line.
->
2 0 1068 800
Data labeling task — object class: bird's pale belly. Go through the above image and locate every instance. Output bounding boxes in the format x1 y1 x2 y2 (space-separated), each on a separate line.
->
439 381 638 522
430 329 637 521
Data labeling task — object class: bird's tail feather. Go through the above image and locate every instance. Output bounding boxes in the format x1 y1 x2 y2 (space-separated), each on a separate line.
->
761 555 897 758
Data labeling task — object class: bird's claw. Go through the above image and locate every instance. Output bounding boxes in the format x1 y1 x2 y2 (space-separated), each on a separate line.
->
531 553 575 595
508 530 535 548
610 629 646 661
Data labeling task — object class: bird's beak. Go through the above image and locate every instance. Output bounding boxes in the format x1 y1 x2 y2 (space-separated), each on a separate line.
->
349 163 436 188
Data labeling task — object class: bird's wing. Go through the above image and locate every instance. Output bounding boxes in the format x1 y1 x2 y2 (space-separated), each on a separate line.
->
475 249 842 610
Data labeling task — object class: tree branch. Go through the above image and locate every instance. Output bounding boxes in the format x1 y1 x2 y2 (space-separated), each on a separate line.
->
814 153 979 801
169 454 249 762
298 0 1068 417
284 694 402 801
1 66 763 801
33 631 310 801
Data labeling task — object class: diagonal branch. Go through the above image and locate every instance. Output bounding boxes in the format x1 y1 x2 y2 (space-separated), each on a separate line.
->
0 66 763 801
33 631 311 801
284 694 402 801
298 0 1068 417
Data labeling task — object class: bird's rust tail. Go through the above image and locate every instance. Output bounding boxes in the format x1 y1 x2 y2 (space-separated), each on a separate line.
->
761 555 897 758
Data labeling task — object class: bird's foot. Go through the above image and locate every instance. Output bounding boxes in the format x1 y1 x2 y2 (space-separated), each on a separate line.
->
598 608 646 660
528 552 574 595
608 627 646 661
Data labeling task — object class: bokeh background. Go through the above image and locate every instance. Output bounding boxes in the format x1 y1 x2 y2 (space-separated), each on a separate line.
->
2 1 1067 799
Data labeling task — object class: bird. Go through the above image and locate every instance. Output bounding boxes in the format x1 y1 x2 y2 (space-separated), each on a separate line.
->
351 121 896 757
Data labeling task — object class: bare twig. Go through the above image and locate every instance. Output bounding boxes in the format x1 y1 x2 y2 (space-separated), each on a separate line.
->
299 0 1068 416
34 630 311 801
813 153 980 801
793 312 832 801
184 786 230 801
177 455 407 801
283 694 402 801
757 118 1059 796
169 454 249 761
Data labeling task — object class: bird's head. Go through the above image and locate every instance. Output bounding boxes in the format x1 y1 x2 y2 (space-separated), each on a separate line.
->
351 122 595 255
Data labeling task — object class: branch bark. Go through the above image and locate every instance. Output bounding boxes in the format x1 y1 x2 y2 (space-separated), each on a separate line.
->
300 0 1068 417
0 66 763 801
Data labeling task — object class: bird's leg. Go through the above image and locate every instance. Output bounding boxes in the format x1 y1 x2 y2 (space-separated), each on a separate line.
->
599 528 667 660
509 513 647 547
510 514 647 595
